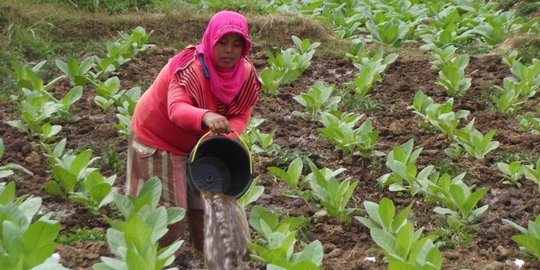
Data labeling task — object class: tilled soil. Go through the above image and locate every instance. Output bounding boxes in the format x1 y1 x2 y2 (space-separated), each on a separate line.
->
1 44 540 269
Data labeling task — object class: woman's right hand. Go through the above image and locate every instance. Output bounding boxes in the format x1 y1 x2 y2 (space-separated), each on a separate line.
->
202 111 232 134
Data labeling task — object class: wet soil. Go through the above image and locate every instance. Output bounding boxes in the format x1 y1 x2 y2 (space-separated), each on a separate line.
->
1 43 540 269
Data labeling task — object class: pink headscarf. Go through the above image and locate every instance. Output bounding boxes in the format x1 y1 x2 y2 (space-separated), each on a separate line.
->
196 11 252 104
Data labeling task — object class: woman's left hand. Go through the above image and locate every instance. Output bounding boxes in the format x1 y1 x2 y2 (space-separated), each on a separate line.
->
202 111 233 134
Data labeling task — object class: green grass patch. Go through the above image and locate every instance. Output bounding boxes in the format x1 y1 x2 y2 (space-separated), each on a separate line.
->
56 228 106 244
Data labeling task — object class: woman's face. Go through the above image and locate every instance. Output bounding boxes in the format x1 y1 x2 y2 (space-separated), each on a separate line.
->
214 33 245 69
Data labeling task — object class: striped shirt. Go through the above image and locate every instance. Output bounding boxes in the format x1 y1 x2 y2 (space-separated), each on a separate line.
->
132 52 261 156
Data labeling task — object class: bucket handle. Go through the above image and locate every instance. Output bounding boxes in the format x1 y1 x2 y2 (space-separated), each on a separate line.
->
190 130 253 174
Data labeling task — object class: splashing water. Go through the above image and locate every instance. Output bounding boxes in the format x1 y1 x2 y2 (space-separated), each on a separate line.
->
202 191 251 270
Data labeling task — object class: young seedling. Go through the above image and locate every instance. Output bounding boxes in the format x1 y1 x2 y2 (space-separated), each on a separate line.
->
502 214 540 260
293 81 341 121
306 160 358 223
238 175 265 209
496 161 526 187
268 157 306 192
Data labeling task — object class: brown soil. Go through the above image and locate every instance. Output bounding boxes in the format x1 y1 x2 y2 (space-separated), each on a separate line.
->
1 27 540 270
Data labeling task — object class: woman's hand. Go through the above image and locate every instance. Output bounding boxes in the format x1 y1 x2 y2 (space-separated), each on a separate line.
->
202 112 232 134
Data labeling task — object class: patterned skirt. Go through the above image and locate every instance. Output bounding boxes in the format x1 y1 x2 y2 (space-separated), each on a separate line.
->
125 136 203 209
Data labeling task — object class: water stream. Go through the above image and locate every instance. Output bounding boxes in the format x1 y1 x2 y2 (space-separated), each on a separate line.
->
202 191 251 270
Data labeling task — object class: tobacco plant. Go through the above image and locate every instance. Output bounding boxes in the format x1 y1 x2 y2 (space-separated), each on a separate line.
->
429 45 457 70
4 60 62 93
268 157 306 193
44 148 100 198
69 170 117 213
344 51 397 98
318 111 379 157
293 81 341 121
55 56 96 87
502 214 540 260
238 176 264 209
248 206 319 269
410 90 469 136
260 36 319 96
517 110 540 135
306 160 358 223
436 54 471 97
491 79 525 116
473 12 523 45
355 197 413 236
371 223 442 270
95 178 184 270
93 26 153 78
377 139 424 194
366 17 414 47
449 120 500 160
250 129 280 155
0 182 68 269
357 198 441 269
496 161 526 187
431 177 488 227
248 230 323 270
249 205 307 241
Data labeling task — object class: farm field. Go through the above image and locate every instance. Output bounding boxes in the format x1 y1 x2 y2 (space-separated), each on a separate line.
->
1 0 540 269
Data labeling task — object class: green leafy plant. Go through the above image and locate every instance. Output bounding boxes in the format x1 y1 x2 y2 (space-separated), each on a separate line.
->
366 17 413 47
250 129 280 155
491 79 525 116
356 195 441 269
260 35 319 96
249 205 307 241
55 56 96 87
93 27 153 78
293 81 341 121
69 170 117 213
496 161 526 187
355 197 413 236
410 90 469 136
238 175 265 209
450 120 500 160
318 111 380 157
473 12 523 45
517 110 540 135
44 149 100 198
370 223 442 270
431 178 488 227
436 54 471 97
4 60 62 93
95 177 184 270
377 139 425 194
268 157 305 193
502 214 540 260
56 228 106 244
248 230 323 270
8 85 82 140
306 160 358 223
429 45 457 70
0 182 68 269
115 90 141 139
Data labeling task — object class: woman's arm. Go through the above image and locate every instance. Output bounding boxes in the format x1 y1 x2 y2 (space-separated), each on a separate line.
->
167 76 210 132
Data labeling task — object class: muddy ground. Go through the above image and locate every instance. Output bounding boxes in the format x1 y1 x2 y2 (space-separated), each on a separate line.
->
1 38 540 269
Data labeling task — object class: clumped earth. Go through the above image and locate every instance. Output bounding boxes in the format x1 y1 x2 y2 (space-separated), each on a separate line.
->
1 33 540 270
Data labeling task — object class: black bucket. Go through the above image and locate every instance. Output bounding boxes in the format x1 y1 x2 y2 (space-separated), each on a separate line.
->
187 132 253 198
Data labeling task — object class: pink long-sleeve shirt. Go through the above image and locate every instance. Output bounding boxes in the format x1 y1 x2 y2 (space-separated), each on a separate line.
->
132 56 260 156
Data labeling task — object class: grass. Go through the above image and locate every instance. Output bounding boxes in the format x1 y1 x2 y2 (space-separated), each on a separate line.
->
56 228 106 244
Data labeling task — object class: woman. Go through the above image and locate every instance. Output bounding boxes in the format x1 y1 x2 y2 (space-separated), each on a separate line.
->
126 10 261 251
